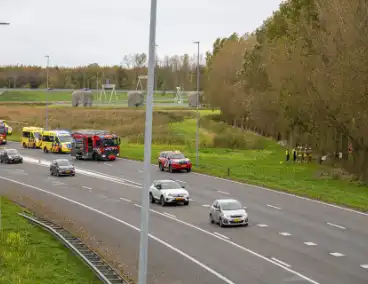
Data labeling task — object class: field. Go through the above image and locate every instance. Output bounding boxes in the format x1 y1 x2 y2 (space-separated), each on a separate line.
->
0 90 178 102
0 197 100 284
2 105 368 212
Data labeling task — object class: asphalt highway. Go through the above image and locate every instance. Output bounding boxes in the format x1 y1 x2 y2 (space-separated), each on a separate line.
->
1 142 368 284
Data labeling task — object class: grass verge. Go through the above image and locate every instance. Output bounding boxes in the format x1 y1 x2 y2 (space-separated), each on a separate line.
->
0 197 101 284
3 106 367 212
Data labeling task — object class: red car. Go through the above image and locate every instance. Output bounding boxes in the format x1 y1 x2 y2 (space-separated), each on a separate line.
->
158 151 192 173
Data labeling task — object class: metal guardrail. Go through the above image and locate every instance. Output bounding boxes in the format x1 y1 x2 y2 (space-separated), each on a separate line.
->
19 212 128 284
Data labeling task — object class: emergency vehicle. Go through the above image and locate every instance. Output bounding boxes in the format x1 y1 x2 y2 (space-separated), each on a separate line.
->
70 129 120 161
158 150 192 173
41 130 73 153
0 123 7 145
21 126 44 148
0 120 13 136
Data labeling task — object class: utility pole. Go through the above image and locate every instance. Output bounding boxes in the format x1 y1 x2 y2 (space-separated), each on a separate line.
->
45 55 50 130
194 41 200 167
138 0 157 284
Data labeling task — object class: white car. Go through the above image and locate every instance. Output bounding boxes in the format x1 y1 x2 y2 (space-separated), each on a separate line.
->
149 179 190 206
209 199 248 227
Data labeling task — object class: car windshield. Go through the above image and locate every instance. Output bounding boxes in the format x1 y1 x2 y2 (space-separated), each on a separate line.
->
221 201 243 210
6 149 19 155
169 153 185 159
58 135 73 143
103 137 119 147
160 181 182 189
57 160 71 166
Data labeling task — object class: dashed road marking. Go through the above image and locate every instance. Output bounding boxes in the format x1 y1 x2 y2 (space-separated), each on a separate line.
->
327 222 346 230
279 232 292 236
214 232 229 240
303 242 317 246
217 190 229 195
330 252 344 257
120 197 132 203
271 257 291 268
202 204 210 207
82 186 92 190
360 264 368 269
257 224 268 228
134 203 142 208
267 204 281 210
163 212 177 219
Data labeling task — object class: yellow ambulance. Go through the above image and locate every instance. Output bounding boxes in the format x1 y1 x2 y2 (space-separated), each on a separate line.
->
21 126 44 148
41 130 73 153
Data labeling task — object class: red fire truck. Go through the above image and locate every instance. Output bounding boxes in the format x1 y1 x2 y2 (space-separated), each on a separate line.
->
70 129 121 161
0 123 8 145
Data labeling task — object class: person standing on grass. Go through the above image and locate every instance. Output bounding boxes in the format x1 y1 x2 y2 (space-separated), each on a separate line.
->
285 148 290 161
292 147 297 163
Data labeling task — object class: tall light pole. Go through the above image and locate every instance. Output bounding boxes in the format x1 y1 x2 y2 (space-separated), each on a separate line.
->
45 55 50 130
138 0 157 284
0 21 9 232
194 41 200 167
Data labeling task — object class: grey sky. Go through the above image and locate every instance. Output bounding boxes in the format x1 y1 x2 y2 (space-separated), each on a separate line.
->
0 0 282 67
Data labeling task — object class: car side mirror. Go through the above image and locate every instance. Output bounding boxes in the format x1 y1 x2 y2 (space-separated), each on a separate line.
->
181 185 185 188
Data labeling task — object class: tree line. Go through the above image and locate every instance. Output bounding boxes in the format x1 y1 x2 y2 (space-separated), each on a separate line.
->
204 0 368 182
0 53 205 91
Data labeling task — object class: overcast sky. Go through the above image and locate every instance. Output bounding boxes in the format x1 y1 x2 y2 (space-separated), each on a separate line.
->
0 0 282 67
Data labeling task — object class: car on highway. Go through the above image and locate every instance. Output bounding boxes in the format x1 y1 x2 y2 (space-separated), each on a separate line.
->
0 149 23 164
158 150 192 173
50 159 75 176
209 199 248 227
149 179 190 206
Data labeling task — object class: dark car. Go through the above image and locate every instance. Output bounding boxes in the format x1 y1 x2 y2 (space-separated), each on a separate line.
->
0 149 23 164
50 159 75 176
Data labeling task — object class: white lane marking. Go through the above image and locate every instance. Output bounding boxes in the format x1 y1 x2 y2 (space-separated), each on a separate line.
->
0 176 235 284
190 169 368 217
217 190 229 195
202 204 210 207
134 203 142 208
147 207 320 284
271 257 291 268
279 232 292 236
163 212 177 219
175 179 186 184
213 232 229 240
120 197 132 203
82 186 92 190
22 156 143 189
9 144 368 217
303 242 317 246
103 163 112 167
360 264 368 269
330 252 344 257
327 222 346 230
138 169 143 173
257 224 268 227
267 204 281 210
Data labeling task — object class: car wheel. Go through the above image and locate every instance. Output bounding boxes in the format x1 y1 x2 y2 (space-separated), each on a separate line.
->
183 201 189 206
19 159 23 164
160 195 166 207
56 170 60 177
22 142 27 148
43 147 48 153
50 169 53 175
187 168 191 173
219 217 224 227
159 163 164 171
169 165 173 173
92 153 98 161
243 223 249 227
149 193 155 203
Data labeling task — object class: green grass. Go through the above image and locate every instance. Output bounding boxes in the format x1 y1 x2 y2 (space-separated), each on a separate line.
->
0 90 178 102
0 198 101 284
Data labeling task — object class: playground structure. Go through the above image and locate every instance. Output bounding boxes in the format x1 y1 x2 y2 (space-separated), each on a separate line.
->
96 79 118 103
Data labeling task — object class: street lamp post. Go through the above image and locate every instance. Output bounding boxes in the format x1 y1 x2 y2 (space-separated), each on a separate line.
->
45 55 50 130
0 21 10 232
138 0 157 284
194 41 200 167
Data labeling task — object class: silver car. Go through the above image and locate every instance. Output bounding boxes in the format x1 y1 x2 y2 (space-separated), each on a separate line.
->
209 199 248 227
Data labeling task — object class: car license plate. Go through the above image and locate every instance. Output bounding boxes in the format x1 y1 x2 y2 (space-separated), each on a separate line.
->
233 218 241 222
175 198 184 201
181 165 186 167
65 170 70 173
